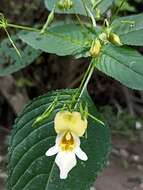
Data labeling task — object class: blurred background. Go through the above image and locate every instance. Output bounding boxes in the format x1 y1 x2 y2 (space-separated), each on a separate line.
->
0 0 143 190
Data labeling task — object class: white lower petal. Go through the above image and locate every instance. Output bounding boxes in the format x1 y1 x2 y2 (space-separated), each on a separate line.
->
71 132 80 146
56 134 62 144
55 152 77 179
45 145 58 156
75 147 88 161
45 135 62 157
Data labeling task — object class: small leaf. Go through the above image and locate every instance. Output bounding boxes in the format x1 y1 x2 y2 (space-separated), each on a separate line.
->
112 13 143 46
8 89 111 190
0 35 41 76
96 44 143 90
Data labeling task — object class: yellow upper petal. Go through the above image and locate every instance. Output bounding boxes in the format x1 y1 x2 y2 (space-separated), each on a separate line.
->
54 111 87 137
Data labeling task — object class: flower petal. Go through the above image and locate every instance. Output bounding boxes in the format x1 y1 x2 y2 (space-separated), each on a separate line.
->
45 145 58 156
55 152 76 179
54 111 88 137
68 112 87 137
54 111 71 134
75 147 88 161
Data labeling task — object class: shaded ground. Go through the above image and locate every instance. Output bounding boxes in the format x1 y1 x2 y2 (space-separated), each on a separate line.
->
95 136 143 190
96 160 143 190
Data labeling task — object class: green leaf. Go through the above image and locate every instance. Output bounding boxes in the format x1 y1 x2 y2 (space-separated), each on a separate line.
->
19 23 94 56
0 35 41 76
8 89 111 190
44 0 114 16
96 44 143 90
112 13 143 46
97 0 115 15
114 0 136 12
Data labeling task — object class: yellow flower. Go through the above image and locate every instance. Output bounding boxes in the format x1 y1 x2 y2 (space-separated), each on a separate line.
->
45 111 88 179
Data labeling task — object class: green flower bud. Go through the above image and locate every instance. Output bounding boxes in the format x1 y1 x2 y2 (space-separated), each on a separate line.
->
57 0 64 9
109 33 122 46
58 0 73 10
95 8 101 20
99 32 108 44
66 0 73 9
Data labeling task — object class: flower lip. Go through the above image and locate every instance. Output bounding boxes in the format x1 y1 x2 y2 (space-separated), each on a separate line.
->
46 132 88 179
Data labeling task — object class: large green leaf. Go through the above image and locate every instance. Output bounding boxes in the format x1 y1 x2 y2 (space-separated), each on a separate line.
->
111 13 143 46
44 0 114 16
0 35 41 76
19 23 94 56
96 44 143 90
8 89 111 190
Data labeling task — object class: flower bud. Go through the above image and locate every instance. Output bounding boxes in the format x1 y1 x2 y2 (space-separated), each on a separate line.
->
58 0 73 10
57 0 64 9
95 8 101 20
108 33 122 46
66 0 73 9
89 39 101 58
99 32 108 44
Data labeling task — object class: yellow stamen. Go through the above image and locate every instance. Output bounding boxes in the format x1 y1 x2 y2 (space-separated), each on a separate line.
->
65 132 72 140
60 132 76 152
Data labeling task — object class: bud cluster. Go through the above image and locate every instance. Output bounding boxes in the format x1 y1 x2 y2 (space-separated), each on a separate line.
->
58 0 74 10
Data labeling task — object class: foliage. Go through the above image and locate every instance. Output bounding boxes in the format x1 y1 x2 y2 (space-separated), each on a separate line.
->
98 45 143 90
19 14 143 90
8 89 111 190
44 0 114 16
0 35 41 76
114 0 136 12
0 0 142 189
19 23 93 57
111 13 143 46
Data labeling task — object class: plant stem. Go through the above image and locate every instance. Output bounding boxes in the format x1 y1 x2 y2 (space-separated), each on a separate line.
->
4 27 21 57
7 23 40 32
75 14 85 29
111 0 126 23
74 58 97 109
78 61 93 92
81 0 92 24
78 60 94 100
115 0 126 16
